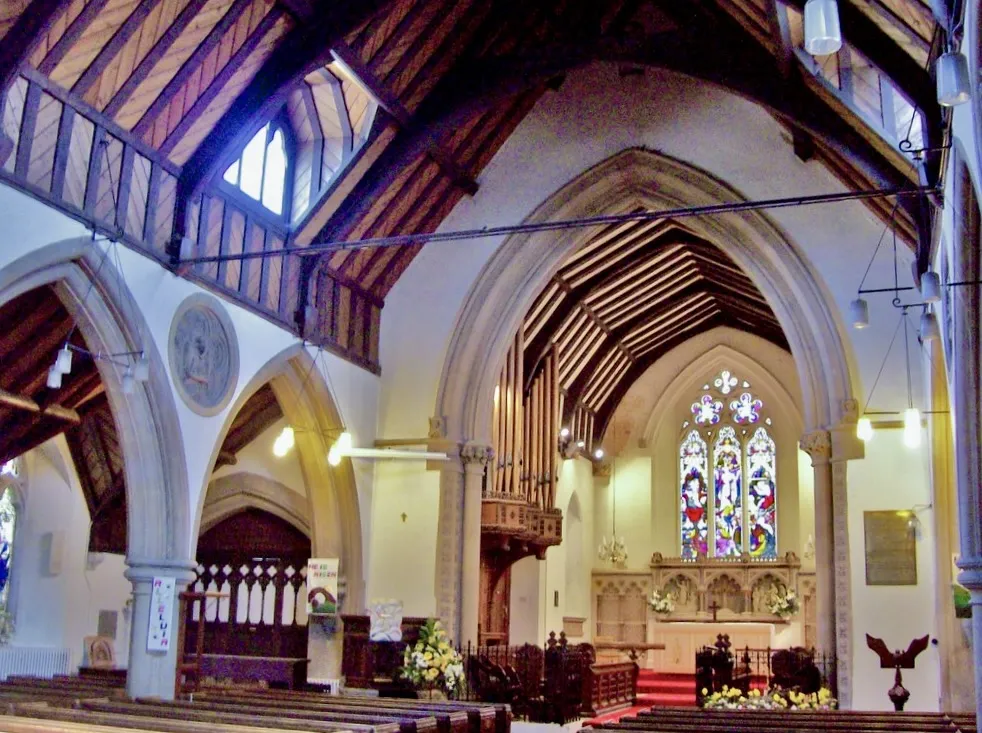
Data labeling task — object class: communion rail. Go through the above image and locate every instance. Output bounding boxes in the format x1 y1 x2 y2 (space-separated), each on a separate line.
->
696 642 837 706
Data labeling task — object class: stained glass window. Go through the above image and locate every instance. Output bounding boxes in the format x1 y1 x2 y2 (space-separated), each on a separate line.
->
0 488 17 608
713 426 743 557
679 431 709 558
746 427 777 558
679 371 776 558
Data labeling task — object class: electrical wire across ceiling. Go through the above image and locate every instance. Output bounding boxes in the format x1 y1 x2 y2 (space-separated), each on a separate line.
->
181 185 938 266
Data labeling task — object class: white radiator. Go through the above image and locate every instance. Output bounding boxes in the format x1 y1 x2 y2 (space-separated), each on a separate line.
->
0 647 71 680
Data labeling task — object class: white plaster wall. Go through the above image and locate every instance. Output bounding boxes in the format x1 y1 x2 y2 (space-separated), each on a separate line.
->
847 429 939 711
11 442 132 670
509 456 596 644
365 463 439 616
211 417 307 496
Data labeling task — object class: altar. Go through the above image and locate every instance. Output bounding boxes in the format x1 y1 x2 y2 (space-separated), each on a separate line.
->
649 622 775 673
592 552 815 671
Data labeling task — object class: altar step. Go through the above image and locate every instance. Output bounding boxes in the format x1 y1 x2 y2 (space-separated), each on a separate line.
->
636 671 697 708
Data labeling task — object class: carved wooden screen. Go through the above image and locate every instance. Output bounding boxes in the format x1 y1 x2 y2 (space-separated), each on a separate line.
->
594 578 648 643
189 509 311 658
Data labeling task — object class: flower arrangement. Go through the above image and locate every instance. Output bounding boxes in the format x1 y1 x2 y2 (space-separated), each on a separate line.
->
702 685 837 710
954 584 972 619
767 588 800 619
648 589 675 614
400 618 465 695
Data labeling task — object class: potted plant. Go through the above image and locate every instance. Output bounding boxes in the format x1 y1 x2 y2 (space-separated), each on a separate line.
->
400 619 465 699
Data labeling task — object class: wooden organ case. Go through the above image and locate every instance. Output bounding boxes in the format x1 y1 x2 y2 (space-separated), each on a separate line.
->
481 332 564 645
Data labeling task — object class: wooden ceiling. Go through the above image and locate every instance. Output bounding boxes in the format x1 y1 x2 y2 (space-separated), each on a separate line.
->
522 220 788 442
0 286 125 550
0 0 945 374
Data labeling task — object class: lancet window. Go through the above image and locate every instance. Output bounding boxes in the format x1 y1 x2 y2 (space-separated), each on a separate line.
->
680 371 777 559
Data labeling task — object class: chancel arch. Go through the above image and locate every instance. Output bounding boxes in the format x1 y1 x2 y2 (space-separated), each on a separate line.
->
433 148 859 698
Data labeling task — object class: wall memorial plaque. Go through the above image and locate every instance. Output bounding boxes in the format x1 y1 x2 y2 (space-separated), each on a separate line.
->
864 511 917 586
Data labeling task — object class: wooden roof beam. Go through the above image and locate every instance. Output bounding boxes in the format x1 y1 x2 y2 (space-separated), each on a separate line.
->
0 0 73 91
0 388 80 424
331 41 478 196
173 0 396 248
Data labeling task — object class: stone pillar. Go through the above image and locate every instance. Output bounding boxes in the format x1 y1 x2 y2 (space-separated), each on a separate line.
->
435 457 464 644
125 559 197 700
829 450 853 709
459 443 493 647
800 431 835 656
950 190 982 726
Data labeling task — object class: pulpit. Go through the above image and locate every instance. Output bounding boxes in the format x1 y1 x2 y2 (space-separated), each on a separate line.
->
341 614 427 692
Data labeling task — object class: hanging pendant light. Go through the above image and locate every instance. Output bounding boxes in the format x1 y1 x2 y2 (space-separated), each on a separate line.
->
937 51 970 107
903 408 922 448
122 366 136 395
856 416 874 442
273 426 295 457
133 351 150 382
920 271 942 303
804 0 842 56
919 311 941 343
849 298 869 329
46 365 63 390
55 345 73 375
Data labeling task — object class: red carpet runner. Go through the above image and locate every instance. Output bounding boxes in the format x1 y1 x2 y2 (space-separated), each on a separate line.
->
582 671 697 726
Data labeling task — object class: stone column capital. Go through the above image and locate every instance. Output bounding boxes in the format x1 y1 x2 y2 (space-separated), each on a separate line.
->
460 442 494 473
125 558 198 586
799 430 832 466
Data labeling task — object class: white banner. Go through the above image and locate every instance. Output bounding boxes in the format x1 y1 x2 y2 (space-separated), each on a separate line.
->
147 576 175 652
306 558 339 615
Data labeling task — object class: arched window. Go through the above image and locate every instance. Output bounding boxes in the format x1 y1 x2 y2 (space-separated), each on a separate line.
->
680 371 777 558
713 426 742 557
679 430 709 558
223 122 290 216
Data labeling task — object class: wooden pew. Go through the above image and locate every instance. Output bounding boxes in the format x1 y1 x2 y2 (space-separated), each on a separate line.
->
121 698 439 733
180 692 468 733
194 686 508 733
193 688 495 733
10 703 364 733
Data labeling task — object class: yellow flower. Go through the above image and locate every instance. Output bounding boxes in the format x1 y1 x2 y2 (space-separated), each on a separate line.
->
701 688 709 696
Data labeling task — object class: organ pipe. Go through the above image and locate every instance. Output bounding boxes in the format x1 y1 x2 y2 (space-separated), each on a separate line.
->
490 335 560 508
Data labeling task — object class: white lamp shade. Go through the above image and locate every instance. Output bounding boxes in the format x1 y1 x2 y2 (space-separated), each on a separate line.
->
594 449 605 460
133 352 150 382
804 0 842 56
937 51 970 107
122 368 135 395
46 365 63 390
856 416 874 442
919 311 941 343
849 298 869 329
903 408 922 448
55 345 73 375
920 271 942 303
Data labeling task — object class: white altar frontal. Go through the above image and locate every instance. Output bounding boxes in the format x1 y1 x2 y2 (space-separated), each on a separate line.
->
649 622 775 673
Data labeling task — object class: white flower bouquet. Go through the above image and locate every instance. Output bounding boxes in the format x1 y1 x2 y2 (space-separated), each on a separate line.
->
767 589 800 619
400 618 465 695
648 589 675 614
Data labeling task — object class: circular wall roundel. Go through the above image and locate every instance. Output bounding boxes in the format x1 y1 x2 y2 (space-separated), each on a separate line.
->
168 294 239 416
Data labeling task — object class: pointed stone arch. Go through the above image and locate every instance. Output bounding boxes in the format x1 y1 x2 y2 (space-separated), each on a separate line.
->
200 472 311 537
0 236 193 697
196 343 364 614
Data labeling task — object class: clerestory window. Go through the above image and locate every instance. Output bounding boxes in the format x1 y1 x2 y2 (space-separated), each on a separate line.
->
223 122 290 217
